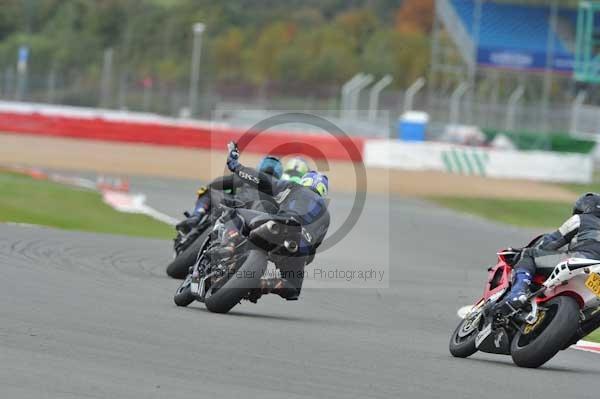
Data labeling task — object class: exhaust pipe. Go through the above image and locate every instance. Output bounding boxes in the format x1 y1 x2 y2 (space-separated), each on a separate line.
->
266 221 280 235
284 240 298 253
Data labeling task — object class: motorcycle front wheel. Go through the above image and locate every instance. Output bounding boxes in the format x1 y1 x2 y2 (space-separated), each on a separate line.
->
449 310 481 358
174 275 195 307
166 229 209 279
204 249 268 314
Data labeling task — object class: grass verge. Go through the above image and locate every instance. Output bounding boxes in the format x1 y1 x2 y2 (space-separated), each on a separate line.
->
0 172 172 239
586 329 600 344
430 197 572 228
561 183 600 196
430 180 600 228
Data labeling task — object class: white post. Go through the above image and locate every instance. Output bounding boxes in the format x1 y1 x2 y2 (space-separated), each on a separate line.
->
100 48 114 108
4 68 14 99
349 74 374 119
403 77 426 113
570 91 588 136
340 73 364 118
505 85 525 131
46 69 56 104
118 71 128 110
15 46 29 101
368 75 393 121
189 22 205 118
449 82 469 125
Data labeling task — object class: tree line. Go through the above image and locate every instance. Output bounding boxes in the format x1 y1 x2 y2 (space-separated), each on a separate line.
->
0 0 434 91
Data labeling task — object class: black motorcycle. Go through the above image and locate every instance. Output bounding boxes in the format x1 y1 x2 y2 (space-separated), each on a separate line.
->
166 189 242 279
165 211 214 279
174 205 303 313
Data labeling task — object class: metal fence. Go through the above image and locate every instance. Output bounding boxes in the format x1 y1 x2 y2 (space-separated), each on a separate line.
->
0 67 589 139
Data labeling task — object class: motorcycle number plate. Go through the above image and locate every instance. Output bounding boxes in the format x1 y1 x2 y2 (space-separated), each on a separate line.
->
585 273 600 298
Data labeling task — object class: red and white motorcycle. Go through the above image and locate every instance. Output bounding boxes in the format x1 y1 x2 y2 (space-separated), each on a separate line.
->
450 236 600 368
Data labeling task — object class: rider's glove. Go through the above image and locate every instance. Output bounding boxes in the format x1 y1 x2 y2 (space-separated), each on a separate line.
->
176 212 203 234
227 141 240 172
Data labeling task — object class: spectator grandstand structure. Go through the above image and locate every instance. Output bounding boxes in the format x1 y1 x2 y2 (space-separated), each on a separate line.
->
429 0 593 134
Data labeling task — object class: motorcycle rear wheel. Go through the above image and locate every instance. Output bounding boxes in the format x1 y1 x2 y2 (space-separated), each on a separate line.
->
510 296 580 368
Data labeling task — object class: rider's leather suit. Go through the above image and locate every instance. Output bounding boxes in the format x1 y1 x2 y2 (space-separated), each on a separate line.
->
514 213 600 275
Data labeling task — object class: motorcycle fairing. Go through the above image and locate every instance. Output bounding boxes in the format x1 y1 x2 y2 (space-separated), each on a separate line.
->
537 259 600 309
477 324 511 355
483 259 512 301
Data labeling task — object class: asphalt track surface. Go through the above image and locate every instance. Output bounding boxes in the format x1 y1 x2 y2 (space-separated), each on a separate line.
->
2 175 599 399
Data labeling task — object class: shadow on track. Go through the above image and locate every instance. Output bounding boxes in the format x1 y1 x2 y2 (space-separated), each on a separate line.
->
177 304 312 322
174 303 372 328
455 356 595 375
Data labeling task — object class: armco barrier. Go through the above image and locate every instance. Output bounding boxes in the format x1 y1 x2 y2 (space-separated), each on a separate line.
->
2 102 592 183
0 102 364 162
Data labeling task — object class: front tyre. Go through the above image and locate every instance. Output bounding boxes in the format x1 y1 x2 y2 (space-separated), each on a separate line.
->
511 296 580 368
204 249 268 314
449 312 480 358
174 275 195 307
166 229 208 279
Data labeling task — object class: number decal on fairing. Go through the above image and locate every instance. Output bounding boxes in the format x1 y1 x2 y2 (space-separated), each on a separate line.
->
475 323 492 348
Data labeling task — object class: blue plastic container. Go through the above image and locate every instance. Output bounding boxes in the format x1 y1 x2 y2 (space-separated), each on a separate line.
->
398 111 429 141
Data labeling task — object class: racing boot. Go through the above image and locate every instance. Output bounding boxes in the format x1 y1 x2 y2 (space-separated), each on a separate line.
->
504 270 532 310
246 278 299 303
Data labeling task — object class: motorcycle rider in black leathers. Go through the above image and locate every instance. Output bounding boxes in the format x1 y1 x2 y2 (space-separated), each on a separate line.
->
220 143 331 301
175 155 283 234
506 193 600 308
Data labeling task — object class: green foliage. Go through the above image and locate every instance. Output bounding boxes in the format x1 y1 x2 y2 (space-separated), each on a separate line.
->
430 197 573 228
587 329 600 343
0 0 425 90
483 129 596 154
0 172 172 239
362 28 430 87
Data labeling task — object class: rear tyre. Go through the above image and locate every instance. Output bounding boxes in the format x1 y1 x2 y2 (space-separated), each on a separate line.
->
449 314 480 358
174 275 195 307
511 296 580 368
204 249 268 314
166 230 208 279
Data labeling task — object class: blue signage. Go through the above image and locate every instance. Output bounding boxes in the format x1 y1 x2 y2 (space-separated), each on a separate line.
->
18 46 29 63
477 47 574 73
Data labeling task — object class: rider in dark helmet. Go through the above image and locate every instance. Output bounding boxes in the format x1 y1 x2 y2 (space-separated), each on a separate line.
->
175 155 283 234
256 156 283 179
505 192 600 308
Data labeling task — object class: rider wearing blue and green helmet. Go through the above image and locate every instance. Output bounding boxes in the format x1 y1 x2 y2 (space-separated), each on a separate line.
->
226 143 330 300
281 157 310 185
